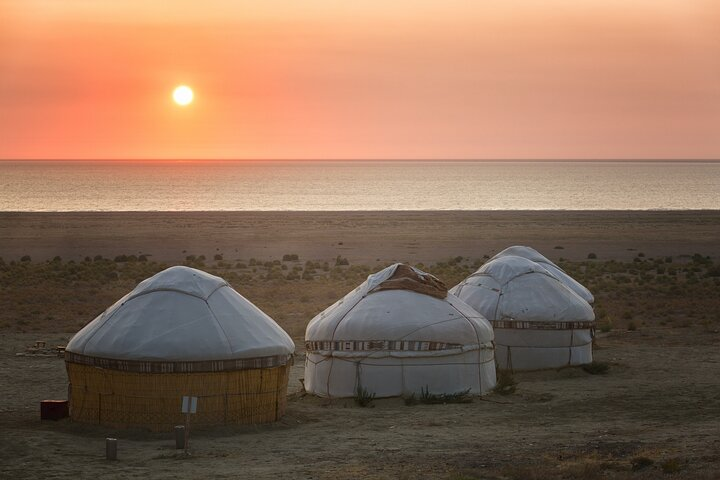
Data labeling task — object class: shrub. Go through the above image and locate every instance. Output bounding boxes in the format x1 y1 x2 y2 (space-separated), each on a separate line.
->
554 246 564 249
582 361 609 375
494 370 517 395
20 255 31 262
419 386 472 404
214 254 223 261
631 457 654 471
661 458 683 474
282 254 299 262
403 393 418 406
354 385 375 407
627 321 637 331
587 253 597 259
335 256 349 266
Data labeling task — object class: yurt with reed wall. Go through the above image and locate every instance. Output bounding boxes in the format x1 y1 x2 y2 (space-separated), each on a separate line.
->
65 266 295 431
451 255 595 371
305 263 496 398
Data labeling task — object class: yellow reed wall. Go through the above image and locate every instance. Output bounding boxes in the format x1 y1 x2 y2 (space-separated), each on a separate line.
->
66 362 290 431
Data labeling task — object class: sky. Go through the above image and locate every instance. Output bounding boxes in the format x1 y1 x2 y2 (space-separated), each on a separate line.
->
1 0 719 160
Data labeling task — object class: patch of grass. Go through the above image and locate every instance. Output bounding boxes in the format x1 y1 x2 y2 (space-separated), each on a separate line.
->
582 361 609 375
661 457 683 474
599 323 612 333
418 386 472 404
354 385 375 407
631 456 654 471
403 393 417 406
494 370 517 395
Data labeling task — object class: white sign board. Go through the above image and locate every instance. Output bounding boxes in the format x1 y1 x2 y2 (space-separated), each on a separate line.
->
181 396 198 414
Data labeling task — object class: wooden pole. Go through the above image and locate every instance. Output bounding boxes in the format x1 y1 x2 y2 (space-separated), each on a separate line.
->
174 425 185 449
184 413 190 454
106 438 117 460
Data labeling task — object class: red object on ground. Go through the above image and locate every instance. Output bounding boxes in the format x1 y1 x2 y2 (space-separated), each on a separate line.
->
40 400 69 420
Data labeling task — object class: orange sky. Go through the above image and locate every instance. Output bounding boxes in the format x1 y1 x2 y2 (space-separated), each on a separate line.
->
1 0 719 160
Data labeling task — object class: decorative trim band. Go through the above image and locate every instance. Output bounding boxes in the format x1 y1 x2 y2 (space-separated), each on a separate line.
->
491 320 595 330
64 351 293 374
305 340 464 353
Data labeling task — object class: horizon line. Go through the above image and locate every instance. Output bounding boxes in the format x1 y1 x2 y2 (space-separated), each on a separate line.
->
2 158 720 163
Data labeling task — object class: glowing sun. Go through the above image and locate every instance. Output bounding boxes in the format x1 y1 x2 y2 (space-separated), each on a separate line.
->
172 85 194 106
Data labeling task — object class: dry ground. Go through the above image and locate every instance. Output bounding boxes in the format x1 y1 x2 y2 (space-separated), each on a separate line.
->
1 211 719 478
1 328 719 479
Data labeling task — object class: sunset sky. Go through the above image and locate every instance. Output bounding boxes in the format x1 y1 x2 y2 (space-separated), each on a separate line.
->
1 0 719 160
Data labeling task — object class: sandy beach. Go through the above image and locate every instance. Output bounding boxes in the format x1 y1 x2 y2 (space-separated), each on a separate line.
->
2 211 719 264
1 211 719 479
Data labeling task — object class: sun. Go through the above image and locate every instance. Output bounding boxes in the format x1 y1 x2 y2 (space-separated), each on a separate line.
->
172 85 194 106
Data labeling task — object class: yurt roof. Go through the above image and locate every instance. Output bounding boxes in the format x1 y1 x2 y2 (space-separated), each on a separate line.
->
66 266 294 362
306 263 493 346
451 256 594 323
492 245 595 304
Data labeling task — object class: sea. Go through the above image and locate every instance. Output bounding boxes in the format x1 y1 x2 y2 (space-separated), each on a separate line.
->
1 161 718 211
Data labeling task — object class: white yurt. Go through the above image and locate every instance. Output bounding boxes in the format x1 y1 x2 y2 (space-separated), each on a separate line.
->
304 263 496 398
450 255 595 371
492 245 594 304
65 266 295 431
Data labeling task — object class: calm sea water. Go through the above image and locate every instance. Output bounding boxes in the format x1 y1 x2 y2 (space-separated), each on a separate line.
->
1 161 718 211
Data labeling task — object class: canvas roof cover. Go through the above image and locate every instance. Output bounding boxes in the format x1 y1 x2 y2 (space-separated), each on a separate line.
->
492 245 594 304
66 266 294 362
306 263 492 352
450 255 595 324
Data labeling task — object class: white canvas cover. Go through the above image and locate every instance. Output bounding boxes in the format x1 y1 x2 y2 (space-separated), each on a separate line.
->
66 266 294 362
304 264 496 398
451 255 595 371
492 245 594 304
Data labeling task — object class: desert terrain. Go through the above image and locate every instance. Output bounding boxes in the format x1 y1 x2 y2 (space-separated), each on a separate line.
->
1 211 719 479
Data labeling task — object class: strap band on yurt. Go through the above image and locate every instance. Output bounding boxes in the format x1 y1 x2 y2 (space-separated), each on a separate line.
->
64 351 293 374
490 320 595 330
306 339 464 353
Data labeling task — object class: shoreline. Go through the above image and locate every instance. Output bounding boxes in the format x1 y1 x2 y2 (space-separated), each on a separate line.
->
2 210 719 264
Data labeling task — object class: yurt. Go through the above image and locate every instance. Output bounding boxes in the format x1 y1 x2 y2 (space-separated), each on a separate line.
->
492 245 594 304
65 266 295 431
304 263 496 398
450 256 595 371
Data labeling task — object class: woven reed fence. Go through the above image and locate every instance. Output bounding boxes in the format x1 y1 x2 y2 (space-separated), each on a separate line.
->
66 362 290 431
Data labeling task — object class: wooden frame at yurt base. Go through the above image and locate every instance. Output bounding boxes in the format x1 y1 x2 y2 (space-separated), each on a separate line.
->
65 352 292 431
